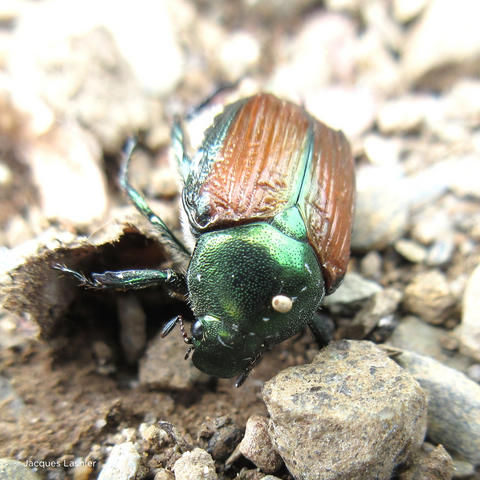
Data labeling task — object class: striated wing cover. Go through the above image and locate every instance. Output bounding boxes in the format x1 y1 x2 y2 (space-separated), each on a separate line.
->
182 93 355 294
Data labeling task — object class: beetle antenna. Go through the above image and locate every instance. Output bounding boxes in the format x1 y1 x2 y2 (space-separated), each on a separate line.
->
177 315 193 345
160 317 179 338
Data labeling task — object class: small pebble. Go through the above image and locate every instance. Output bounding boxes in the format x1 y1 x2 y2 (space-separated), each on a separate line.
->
451 459 476 479
394 238 427 263
196 415 243 461
238 415 283 473
173 448 217 480
394 350 480 465
322 272 382 312
348 287 403 339
97 442 140 480
403 270 455 324
399 444 453 480
153 469 174 480
0 458 41 480
360 251 382 280
425 238 455 267
262 340 427 480
459 262 480 362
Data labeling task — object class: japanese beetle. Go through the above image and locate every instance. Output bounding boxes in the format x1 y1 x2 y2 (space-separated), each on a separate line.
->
56 93 355 386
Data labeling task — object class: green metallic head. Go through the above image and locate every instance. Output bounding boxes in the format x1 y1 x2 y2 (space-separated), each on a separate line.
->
186 222 324 381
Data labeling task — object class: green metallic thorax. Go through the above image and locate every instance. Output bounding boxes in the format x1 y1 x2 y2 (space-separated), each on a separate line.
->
186 207 325 377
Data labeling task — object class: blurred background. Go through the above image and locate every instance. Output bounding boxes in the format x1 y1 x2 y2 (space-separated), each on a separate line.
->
1 0 480 478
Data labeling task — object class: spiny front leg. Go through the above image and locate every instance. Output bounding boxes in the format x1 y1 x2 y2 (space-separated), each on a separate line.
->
54 264 187 297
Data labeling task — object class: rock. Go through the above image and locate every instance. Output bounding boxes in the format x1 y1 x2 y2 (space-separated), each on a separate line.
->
363 134 401 166
449 156 480 200
459 263 480 362
351 165 409 251
218 31 260 81
8 0 169 151
402 0 480 90
359 251 382 281
0 375 25 421
117 294 147 364
393 0 428 23
173 448 217 480
270 12 356 96
262 340 427 480
394 238 427 263
425 238 455 267
25 122 108 225
347 287 402 339
0 458 41 480
322 272 382 313
238 415 283 474
196 415 243 461
466 364 480 384
411 209 453 246
153 469 175 480
403 270 455 325
377 95 437 134
386 316 471 373
139 328 209 391
399 444 453 480
451 459 476 478
98 442 140 480
305 86 376 140
394 350 480 465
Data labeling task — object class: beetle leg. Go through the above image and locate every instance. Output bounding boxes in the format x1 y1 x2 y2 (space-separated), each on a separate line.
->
119 138 191 266
54 264 187 297
307 312 335 348
235 346 265 388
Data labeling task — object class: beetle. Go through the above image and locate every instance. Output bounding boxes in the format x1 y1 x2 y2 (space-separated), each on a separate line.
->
56 93 355 387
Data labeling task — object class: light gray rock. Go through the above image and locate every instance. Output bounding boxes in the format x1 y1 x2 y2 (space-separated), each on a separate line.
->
403 270 455 324
351 165 409 251
459 263 480 362
0 459 41 480
425 238 455 267
306 86 376 140
348 287 403 339
402 0 480 89
238 415 283 474
394 238 427 263
386 315 471 373
98 442 140 480
271 12 356 98
8 0 176 151
25 123 108 225
174 448 217 480
139 328 209 391
322 272 382 312
393 0 428 23
262 340 427 480
394 350 480 465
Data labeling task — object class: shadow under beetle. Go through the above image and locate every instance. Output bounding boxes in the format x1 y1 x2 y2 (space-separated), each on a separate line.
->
56 93 355 387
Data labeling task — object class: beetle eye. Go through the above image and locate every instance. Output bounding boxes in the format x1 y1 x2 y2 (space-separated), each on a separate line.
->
191 320 204 340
